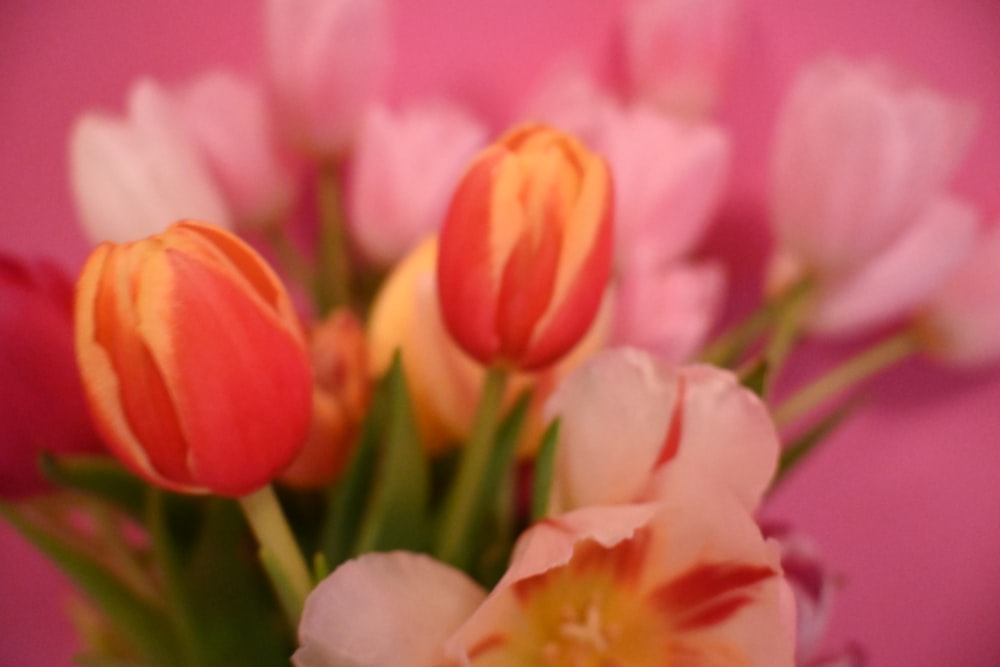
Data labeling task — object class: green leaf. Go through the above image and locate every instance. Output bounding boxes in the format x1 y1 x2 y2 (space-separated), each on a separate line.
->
40 454 148 522
737 358 769 397
353 353 431 554
0 502 182 667
531 419 561 522
772 399 859 489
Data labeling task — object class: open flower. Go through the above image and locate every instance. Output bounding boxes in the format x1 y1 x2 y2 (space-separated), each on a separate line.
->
447 471 794 666
74 220 312 497
347 100 488 266
437 124 614 371
69 79 231 243
0 256 102 499
174 70 301 229
265 0 392 156
545 347 779 514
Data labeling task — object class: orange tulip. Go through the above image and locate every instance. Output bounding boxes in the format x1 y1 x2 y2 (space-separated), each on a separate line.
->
280 309 371 488
436 124 613 371
74 220 312 497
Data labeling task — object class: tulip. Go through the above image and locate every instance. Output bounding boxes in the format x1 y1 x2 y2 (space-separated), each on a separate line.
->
0 256 103 499
347 101 488 266
916 223 1000 367
74 220 312 497
368 237 611 455
622 0 743 118
174 70 301 229
769 57 975 279
280 309 371 488
69 79 231 243
265 0 392 157
436 124 614 371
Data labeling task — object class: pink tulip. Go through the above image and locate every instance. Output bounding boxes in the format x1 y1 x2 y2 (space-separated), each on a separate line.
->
611 261 725 363
347 101 488 266
917 223 1000 368
544 348 779 514
69 79 231 243
622 0 743 117
770 57 976 279
445 471 794 666
0 256 102 499
294 552 486 667
174 70 301 229
596 106 730 269
775 194 978 335
265 0 392 157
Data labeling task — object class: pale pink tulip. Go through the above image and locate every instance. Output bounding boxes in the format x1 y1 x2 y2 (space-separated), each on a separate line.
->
347 101 488 266
777 195 978 335
519 62 621 145
622 0 743 117
445 471 794 666
612 261 725 363
294 551 486 667
544 348 779 514
770 57 976 279
265 0 392 157
174 70 301 229
69 79 231 243
917 223 1000 367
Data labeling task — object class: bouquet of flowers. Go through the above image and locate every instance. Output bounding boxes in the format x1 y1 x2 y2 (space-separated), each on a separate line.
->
2 1 998 666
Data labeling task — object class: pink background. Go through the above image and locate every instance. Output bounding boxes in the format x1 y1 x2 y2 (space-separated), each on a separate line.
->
2 1 999 664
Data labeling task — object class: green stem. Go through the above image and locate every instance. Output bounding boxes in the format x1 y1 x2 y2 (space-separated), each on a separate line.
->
315 164 352 315
262 224 316 298
434 367 510 569
237 485 312 630
700 300 775 368
773 329 919 428
762 278 816 398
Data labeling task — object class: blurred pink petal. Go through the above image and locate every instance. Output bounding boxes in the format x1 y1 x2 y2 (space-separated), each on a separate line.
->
612 260 725 363
622 0 742 118
770 57 976 278
545 348 779 514
802 195 978 335
69 79 231 243
175 70 301 229
294 551 486 667
347 101 488 266
446 471 794 666
519 62 621 144
918 223 1000 368
0 256 102 499
597 106 731 269
265 0 392 157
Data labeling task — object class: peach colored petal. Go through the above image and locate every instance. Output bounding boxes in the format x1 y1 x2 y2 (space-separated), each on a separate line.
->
295 552 486 667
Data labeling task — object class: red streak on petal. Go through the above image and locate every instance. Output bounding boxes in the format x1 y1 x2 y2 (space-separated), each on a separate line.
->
653 375 687 469
651 562 775 632
466 633 509 660
437 149 506 364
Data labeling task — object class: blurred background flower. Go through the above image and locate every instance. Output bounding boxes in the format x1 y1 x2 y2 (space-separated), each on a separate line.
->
1 1 999 665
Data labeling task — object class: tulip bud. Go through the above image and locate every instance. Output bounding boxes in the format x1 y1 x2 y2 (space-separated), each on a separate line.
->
280 310 371 488
436 124 613 371
74 220 312 497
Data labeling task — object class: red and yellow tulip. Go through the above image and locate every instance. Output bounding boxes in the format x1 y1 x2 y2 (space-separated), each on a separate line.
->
74 220 312 497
